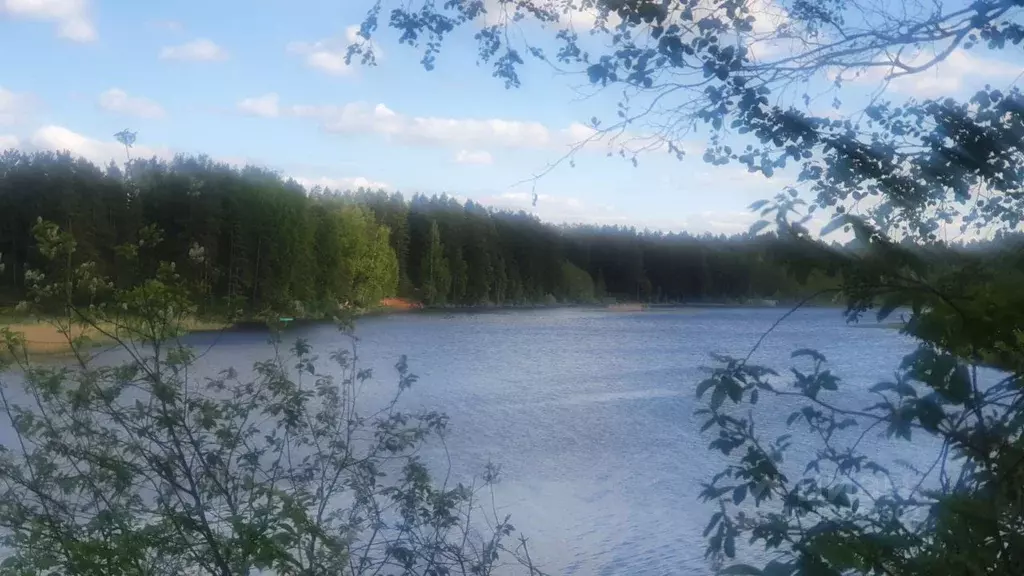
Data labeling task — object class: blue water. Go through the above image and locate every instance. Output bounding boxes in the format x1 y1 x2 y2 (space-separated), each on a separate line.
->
6 307 942 574
267 307 925 574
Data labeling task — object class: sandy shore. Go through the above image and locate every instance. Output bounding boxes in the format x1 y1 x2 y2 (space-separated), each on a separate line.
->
0 297 424 357
0 317 230 356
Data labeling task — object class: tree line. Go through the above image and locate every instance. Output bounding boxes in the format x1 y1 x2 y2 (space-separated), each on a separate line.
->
6 149 1021 319
0 149 846 316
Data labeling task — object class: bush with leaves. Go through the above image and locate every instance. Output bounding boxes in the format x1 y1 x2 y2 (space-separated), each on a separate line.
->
354 0 1024 574
690 204 1024 575
0 220 543 575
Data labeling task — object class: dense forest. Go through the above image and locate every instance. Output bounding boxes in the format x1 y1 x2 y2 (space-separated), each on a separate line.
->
0 150 848 316
24 148 1022 318
4 149 1021 319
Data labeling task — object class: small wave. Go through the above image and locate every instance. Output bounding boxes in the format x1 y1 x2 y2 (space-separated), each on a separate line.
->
514 388 688 409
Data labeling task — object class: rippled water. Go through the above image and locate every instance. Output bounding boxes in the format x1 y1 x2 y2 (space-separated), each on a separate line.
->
7 307 945 574
213 307 930 574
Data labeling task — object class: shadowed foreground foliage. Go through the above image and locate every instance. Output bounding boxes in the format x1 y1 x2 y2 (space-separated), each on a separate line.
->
0 220 544 575
357 0 1024 574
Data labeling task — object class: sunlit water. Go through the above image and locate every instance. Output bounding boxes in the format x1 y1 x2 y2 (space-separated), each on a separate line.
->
5 307 953 574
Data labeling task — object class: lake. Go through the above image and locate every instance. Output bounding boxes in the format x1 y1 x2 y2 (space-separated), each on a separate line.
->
185 306 932 574
5 307 941 574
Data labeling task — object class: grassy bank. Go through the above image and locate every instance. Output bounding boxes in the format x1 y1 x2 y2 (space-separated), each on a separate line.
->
1 315 231 357
0 298 424 357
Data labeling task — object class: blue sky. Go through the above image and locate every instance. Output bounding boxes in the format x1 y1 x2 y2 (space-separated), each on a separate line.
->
1 0 1019 234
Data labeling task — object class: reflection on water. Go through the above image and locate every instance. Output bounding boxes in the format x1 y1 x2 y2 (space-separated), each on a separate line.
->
4 307 946 574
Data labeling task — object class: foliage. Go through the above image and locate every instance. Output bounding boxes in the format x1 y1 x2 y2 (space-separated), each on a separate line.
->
561 261 595 303
420 221 452 306
683 197 1024 574
694 244 1024 574
353 0 1024 207
0 220 544 575
0 151 851 311
0 153 401 316
353 0 1024 574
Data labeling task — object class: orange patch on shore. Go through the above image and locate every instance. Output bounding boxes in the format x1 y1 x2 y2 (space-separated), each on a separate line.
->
1 317 229 356
5 323 107 352
379 298 422 311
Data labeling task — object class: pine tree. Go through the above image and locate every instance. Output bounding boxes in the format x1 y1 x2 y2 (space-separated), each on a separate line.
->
420 221 450 305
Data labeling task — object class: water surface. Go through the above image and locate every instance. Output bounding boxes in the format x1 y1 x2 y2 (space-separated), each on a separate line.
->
8 307 938 574
253 307 922 574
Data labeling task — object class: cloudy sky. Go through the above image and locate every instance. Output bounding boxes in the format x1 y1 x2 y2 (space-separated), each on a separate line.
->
0 0 1018 234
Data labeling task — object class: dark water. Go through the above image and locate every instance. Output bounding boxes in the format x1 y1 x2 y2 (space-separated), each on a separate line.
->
7 307 944 574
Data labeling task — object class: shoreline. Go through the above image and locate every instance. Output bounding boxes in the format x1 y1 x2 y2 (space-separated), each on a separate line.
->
1 298 868 357
0 316 231 357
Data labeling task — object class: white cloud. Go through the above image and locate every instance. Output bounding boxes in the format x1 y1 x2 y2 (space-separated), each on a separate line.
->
413 186 776 235
559 120 688 157
454 149 494 165
898 50 1019 96
292 175 389 191
743 3 796 61
309 102 553 149
213 155 270 169
834 49 1020 98
287 41 350 75
478 0 620 30
283 98 687 156
1 0 96 42
29 125 173 165
0 86 35 125
15 126 387 197
477 0 787 52
649 211 760 235
488 189 766 234
97 88 166 119
159 38 228 61
483 191 628 226
287 25 381 77
745 0 789 36
237 93 280 118
562 122 598 141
